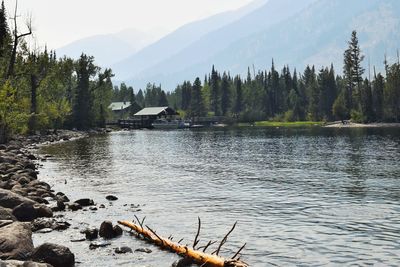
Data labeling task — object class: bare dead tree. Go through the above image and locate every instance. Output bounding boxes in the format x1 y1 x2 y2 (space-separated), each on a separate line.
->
6 0 32 79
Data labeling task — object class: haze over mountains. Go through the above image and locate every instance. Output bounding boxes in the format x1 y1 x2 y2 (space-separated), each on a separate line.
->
58 0 400 90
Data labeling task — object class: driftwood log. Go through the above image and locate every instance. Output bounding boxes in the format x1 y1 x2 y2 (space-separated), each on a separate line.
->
118 217 249 267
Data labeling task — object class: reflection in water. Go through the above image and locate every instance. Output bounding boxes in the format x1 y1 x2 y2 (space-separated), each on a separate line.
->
38 127 400 266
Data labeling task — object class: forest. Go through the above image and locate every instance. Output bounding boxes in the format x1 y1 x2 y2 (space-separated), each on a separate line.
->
0 1 113 143
1 1 400 144
115 31 400 124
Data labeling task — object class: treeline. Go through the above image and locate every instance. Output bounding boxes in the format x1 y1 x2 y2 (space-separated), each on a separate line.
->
0 2 114 143
162 31 399 123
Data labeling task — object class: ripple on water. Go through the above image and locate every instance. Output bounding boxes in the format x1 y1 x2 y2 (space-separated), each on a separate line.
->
37 128 400 266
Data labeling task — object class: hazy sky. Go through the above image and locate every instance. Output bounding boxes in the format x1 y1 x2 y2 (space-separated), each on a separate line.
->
4 0 253 49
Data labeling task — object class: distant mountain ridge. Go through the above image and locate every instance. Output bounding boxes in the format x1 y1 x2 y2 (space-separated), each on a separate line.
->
114 0 400 90
56 28 157 67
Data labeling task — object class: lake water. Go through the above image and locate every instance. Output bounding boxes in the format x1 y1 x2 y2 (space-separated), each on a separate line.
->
35 127 400 266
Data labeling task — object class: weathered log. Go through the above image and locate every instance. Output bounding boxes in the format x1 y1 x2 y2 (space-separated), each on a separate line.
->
118 220 249 267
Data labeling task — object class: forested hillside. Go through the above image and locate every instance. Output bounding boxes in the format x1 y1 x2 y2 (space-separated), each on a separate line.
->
0 2 113 143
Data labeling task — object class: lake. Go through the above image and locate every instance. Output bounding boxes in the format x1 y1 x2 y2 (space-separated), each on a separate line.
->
35 127 400 266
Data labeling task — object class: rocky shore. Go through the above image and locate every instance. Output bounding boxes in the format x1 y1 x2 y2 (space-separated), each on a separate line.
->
0 130 116 267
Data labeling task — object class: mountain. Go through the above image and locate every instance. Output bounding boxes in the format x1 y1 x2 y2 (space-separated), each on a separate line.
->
56 28 157 67
112 0 269 81
121 0 400 90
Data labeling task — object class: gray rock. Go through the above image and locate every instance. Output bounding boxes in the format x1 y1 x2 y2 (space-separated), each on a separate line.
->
0 222 34 260
74 198 94 207
31 218 70 232
12 203 37 222
89 241 111 250
113 225 123 237
84 228 98 240
99 221 114 239
115 246 132 254
67 203 81 211
31 243 74 267
34 205 53 218
0 188 36 209
105 195 118 201
0 207 16 221
0 220 13 228
135 248 152 253
0 260 52 267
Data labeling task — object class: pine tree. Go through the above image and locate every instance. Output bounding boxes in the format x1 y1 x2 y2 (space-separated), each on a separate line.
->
343 31 365 113
190 77 205 117
0 0 10 57
220 72 230 115
210 65 220 115
372 72 384 121
158 90 169 106
233 76 243 117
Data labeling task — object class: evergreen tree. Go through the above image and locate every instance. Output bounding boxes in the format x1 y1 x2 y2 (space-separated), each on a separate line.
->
181 81 192 110
343 30 365 113
0 0 11 57
220 72 230 115
233 76 243 117
190 77 205 117
372 72 384 121
158 90 169 106
136 89 145 108
210 65 220 115
73 54 97 130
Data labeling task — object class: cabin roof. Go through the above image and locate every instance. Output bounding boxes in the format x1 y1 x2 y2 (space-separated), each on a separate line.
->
109 102 131 111
134 106 178 116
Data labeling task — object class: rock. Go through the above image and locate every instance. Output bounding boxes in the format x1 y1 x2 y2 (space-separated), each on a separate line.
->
113 225 123 237
89 206 97 211
0 222 34 260
56 194 69 203
0 220 13 228
67 203 82 211
172 258 194 267
84 228 98 240
35 228 53 234
115 246 132 254
0 260 52 267
56 200 65 211
32 218 70 232
0 188 36 209
99 204 105 209
89 241 111 250
27 154 37 160
70 238 85 243
12 203 37 222
34 205 53 218
105 195 118 201
31 243 74 267
74 198 94 207
135 248 152 253
0 207 17 221
99 221 114 239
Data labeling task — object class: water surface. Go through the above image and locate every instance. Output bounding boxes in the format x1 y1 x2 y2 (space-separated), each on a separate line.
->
36 127 400 266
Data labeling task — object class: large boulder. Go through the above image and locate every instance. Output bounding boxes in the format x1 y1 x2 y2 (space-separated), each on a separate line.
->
12 203 37 222
0 188 36 209
31 243 74 267
0 222 34 260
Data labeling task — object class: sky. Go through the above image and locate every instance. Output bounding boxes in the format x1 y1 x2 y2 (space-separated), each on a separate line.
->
4 0 253 49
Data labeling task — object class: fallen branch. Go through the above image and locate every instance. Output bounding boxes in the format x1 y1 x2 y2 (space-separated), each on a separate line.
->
118 219 249 267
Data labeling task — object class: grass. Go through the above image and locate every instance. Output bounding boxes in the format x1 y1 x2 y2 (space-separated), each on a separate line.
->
238 121 324 127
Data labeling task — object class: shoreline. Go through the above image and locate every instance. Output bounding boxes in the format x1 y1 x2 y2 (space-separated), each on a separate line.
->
0 129 106 266
324 122 400 128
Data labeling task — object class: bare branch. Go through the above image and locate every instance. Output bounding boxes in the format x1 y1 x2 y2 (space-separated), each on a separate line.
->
193 217 201 249
213 222 237 255
232 243 246 259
